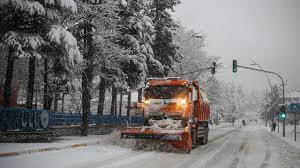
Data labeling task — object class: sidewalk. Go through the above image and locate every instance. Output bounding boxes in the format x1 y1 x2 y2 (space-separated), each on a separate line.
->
209 122 233 130
0 123 235 158
0 135 110 157
267 124 300 150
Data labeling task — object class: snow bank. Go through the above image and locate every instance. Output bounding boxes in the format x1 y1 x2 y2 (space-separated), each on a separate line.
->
268 124 300 150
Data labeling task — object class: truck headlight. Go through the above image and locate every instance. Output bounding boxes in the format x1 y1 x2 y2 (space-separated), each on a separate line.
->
177 98 187 106
143 99 150 104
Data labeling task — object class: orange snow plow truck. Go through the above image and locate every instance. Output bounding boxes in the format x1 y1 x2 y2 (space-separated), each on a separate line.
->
121 77 210 153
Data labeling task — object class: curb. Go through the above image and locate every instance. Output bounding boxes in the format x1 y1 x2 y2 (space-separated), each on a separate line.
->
0 142 96 158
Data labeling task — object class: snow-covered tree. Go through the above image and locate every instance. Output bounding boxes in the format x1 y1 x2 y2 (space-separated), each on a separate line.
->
118 0 164 115
206 78 250 124
172 24 212 81
150 0 181 76
0 0 80 108
261 85 281 121
67 0 128 134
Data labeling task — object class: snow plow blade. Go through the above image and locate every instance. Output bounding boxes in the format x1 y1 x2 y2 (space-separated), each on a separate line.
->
120 127 192 153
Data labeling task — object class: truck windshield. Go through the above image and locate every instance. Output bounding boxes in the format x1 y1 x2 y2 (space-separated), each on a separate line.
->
144 85 188 99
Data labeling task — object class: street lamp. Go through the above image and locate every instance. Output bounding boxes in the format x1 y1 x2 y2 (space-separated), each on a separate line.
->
184 32 203 42
178 32 204 76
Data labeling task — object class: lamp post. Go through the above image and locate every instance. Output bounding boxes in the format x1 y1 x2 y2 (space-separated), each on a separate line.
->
184 32 203 42
178 32 204 76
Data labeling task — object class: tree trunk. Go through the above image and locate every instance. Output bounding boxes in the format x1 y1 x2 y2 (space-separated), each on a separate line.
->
110 85 117 115
43 58 49 110
115 91 118 116
81 23 93 136
82 69 91 136
61 93 65 113
119 92 123 116
138 88 143 102
127 90 131 117
26 57 36 109
54 93 59 112
3 48 15 107
47 95 53 111
97 77 106 115
35 88 38 109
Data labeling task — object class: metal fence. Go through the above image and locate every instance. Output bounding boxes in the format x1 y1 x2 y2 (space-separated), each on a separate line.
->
49 113 144 126
0 107 144 132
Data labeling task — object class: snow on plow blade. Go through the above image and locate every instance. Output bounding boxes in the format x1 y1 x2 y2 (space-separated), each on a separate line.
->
121 127 183 141
120 127 192 153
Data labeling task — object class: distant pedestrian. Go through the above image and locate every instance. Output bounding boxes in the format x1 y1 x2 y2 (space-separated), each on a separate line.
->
242 120 246 126
271 121 277 132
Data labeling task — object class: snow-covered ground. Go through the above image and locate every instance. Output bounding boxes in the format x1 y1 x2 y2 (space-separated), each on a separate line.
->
0 123 299 168
266 123 300 150
0 135 110 153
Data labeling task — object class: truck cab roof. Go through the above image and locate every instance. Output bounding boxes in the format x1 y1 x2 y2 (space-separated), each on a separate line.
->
147 78 189 86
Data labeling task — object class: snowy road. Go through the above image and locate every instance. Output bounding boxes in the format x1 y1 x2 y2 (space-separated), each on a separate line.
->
1 124 299 168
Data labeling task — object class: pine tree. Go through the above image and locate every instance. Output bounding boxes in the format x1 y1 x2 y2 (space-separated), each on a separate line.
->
69 0 125 135
151 0 180 76
0 0 80 108
118 0 165 113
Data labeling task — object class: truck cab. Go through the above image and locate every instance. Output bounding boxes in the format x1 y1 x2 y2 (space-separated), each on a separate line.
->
121 77 210 153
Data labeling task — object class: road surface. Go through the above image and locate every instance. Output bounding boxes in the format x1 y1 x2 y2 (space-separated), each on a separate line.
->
1 124 299 168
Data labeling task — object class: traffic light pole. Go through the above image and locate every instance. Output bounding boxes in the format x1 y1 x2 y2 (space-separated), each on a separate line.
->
177 67 213 76
237 65 285 137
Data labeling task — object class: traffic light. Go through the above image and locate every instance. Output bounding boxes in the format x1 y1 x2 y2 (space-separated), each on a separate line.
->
233 60 237 73
211 61 216 74
279 112 286 119
279 105 286 120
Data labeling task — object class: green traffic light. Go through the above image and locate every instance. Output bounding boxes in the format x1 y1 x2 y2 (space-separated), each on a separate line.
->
279 112 286 119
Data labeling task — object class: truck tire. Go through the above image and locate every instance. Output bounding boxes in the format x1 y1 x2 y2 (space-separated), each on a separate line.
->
201 135 206 145
192 129 197 148
198 127 209 145
205 128 209 144
185 149 191 154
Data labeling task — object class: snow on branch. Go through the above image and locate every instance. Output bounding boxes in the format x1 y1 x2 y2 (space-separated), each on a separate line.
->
2 31 21 49
57 0 77 13
22 35 45 50
47 25 82 66
1 31 42 58
0 0 46 15
44 0 55 5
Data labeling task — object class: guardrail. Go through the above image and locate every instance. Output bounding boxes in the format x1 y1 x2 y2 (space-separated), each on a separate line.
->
0 107 144 132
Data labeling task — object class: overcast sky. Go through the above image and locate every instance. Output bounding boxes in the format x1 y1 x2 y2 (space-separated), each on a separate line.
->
173 0 300 92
